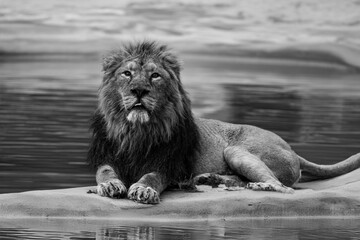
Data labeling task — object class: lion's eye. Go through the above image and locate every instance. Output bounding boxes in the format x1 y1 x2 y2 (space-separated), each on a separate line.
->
122 71 132 77
150 73 160 79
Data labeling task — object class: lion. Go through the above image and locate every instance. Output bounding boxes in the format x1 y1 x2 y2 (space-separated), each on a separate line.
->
87 40 360 204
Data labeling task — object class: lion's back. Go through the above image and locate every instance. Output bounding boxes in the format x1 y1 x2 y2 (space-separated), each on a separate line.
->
196 117 294 154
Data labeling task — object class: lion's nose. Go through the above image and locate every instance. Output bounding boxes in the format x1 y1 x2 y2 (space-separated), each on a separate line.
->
130 87 150 98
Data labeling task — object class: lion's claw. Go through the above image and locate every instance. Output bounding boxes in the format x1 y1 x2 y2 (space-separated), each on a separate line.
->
97 179 127 198
128 184 160 204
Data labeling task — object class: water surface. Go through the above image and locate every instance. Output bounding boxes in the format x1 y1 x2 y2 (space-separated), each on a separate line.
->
0 218 359 240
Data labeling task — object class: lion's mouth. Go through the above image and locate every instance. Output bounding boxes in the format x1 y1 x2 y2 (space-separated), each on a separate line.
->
127 102 150 123
130 102 147 111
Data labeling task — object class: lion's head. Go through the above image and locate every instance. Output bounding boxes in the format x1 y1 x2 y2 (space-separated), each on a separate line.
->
98 41 193 152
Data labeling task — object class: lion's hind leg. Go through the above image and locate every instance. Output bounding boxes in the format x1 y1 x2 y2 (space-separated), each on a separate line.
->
224 146 294 194
193 173 246 188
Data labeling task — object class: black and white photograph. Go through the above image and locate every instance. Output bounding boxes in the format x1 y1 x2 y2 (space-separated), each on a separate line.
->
0 0 360 239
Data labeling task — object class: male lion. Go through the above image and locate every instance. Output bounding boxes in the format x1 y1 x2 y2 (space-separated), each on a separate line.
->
88 40 360 204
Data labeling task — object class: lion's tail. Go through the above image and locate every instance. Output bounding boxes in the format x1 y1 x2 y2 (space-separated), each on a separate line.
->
298 152 360 182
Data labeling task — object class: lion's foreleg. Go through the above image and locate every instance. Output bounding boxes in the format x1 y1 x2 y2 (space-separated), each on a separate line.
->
224 146 294 193
95 164 127 198
128 172 168 204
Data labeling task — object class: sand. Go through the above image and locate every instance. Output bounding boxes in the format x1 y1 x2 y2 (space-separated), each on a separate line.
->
1 168 359 221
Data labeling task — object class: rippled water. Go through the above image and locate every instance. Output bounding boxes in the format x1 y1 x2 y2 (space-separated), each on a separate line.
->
0 59 98 193
0 218 359 240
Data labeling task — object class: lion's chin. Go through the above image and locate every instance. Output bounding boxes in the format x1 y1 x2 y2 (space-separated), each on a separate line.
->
126 109 150 124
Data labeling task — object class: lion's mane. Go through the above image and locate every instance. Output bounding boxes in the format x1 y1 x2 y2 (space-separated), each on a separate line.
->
87 41 199 187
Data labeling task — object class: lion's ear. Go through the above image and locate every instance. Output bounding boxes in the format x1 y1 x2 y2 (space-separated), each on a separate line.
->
162 52 182 79
102 52 123 74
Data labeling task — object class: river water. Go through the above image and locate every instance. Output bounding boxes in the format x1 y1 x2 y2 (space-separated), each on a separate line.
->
1 0 360 239
0 218 359 239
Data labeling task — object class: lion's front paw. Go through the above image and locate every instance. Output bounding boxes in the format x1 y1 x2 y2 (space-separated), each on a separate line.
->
97 179 127 198
128 183 160 204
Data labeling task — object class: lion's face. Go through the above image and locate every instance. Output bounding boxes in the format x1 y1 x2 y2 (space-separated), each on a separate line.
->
113 59 175 124
98 41 188 142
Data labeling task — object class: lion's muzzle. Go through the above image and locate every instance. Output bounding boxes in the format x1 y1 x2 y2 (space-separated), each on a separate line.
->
125 85 154 124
